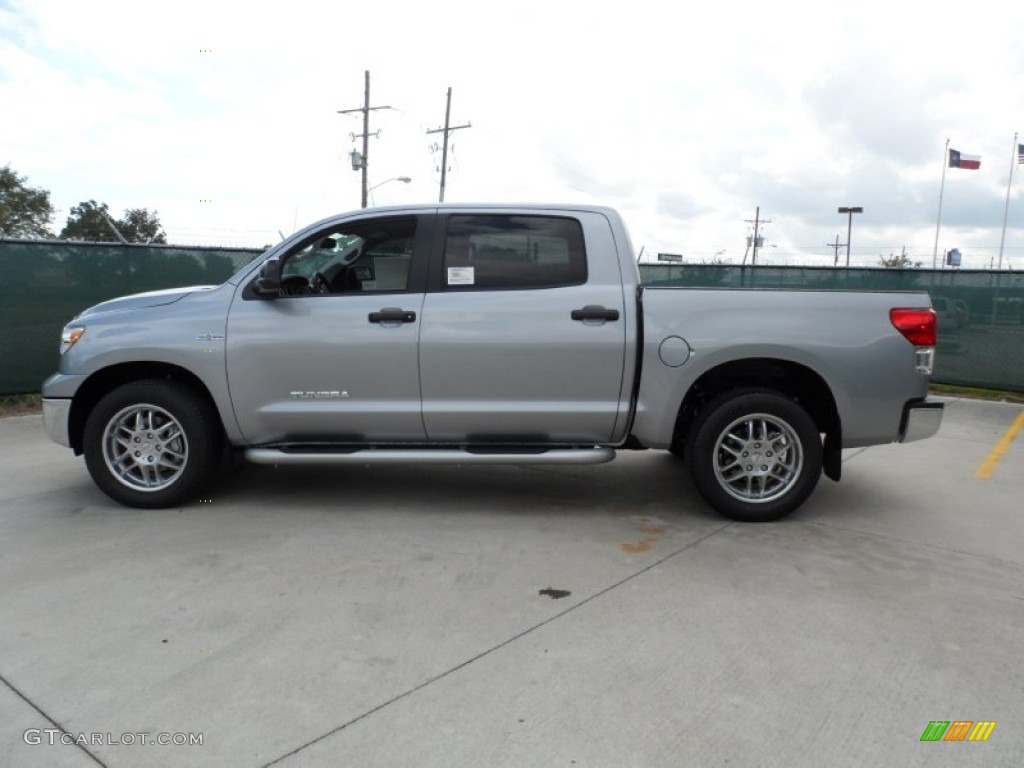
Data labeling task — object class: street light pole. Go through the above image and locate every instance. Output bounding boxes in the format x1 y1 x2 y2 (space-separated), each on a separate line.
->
837 206 863 267
367 176 411 206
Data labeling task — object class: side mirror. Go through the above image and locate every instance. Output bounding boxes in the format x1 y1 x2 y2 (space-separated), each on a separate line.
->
252 257 282 298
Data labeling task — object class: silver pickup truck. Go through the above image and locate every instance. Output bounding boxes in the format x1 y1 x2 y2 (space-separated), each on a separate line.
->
42 204 943 522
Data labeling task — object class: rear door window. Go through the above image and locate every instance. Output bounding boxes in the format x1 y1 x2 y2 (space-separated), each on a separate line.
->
442 215 587 290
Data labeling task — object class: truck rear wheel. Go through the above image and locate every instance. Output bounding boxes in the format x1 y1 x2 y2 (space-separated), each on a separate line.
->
83 380 221 508
687 389 822 522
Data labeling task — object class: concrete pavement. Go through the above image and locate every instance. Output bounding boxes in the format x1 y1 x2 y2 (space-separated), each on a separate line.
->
1 397 1021 767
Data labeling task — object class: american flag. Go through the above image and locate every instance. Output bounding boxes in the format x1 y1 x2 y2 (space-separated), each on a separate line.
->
1019 143 1024 164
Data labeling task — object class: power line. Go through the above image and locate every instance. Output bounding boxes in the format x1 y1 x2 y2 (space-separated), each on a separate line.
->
426 87 471 202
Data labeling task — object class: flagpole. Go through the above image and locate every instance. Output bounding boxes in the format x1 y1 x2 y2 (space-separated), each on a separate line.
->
997 132 1017 270
932 138 950 269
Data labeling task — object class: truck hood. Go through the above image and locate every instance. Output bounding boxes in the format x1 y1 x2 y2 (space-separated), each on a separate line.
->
77 286 217 318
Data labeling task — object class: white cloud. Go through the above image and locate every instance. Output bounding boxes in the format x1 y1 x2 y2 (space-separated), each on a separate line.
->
2 0 1024 267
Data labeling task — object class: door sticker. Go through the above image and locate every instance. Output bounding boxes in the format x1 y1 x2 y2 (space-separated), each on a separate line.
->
447 267 475 286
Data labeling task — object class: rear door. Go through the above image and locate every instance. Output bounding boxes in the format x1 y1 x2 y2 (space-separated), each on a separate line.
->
418 209 628 443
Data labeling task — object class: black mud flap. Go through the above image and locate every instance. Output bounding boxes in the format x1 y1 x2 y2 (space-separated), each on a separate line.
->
823 429 841 481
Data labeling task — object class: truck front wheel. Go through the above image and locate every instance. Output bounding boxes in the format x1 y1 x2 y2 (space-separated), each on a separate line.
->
83 380 221 508
687 389 822 522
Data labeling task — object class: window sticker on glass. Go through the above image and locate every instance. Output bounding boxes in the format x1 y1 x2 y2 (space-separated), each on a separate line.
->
447 267 475 285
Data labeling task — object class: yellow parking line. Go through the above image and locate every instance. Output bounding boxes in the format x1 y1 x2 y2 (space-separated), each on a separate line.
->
974 410 1024 479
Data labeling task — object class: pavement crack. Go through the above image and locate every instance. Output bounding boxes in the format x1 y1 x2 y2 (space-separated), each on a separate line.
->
841 448 869 462
261 521 732 767
802 519 1024 569
0 673 108 767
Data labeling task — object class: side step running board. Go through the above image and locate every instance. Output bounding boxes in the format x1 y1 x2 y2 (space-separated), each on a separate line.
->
245 447 616 466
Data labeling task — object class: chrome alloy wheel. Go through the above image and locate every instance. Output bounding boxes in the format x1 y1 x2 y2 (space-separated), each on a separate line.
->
712 412 803 504
101 404 189 491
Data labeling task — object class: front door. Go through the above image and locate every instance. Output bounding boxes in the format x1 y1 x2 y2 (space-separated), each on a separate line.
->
226 213 430 444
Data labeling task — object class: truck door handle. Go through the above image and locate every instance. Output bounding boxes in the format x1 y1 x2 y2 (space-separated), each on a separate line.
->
571 305 620 322
368 308 416 324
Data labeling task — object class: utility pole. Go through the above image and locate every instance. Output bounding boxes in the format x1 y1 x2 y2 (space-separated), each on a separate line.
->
338 70 393 208
744 207 770 265
827 234 846 266
426 87 471 202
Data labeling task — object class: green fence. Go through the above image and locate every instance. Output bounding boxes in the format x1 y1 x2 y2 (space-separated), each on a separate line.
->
1 246 1021 395
640 264 1024 392
0 240 263 395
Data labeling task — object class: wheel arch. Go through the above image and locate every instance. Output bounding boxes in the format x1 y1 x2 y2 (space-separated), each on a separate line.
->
68 362 224 455
671 358 842 480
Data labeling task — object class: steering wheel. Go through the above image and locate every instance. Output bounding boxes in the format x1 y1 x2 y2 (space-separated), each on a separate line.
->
310 271 331 295
279 274 310 296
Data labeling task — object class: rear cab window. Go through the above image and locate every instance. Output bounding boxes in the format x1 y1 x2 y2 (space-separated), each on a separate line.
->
442 214 587 290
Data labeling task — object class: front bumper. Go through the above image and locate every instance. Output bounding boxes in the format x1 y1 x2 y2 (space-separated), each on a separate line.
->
899 399 944 443
42 398 72 448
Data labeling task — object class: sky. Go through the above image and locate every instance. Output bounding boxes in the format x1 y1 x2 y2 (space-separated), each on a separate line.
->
2 0 1024 269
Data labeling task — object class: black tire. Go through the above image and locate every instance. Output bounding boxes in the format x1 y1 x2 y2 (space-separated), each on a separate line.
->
686 388 822 522
83 380 222 508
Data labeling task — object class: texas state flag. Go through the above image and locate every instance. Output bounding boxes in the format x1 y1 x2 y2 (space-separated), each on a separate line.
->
949 149 981 169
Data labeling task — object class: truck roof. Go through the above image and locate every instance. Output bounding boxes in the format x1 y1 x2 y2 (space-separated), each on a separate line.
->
333 202 622 216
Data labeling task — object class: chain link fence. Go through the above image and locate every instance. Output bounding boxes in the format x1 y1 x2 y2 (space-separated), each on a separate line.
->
640 264 1024 392
0 240 263 395
1 245 1021 394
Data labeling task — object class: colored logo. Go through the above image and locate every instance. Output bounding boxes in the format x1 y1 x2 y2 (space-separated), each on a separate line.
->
921 721 996 742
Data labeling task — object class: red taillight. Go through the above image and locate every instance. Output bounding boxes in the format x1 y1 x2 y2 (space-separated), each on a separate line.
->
890 308 936 346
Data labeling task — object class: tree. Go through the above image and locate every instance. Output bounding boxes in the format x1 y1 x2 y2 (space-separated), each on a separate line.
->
60 200 167 243
120 208 167 244
0 165 55 238
878 252 920 269
59 200 116 241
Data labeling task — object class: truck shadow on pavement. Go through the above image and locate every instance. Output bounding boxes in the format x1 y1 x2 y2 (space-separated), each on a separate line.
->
206 452 727 522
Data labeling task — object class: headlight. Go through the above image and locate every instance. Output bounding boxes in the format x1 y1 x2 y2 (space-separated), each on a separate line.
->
60 326 85 355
